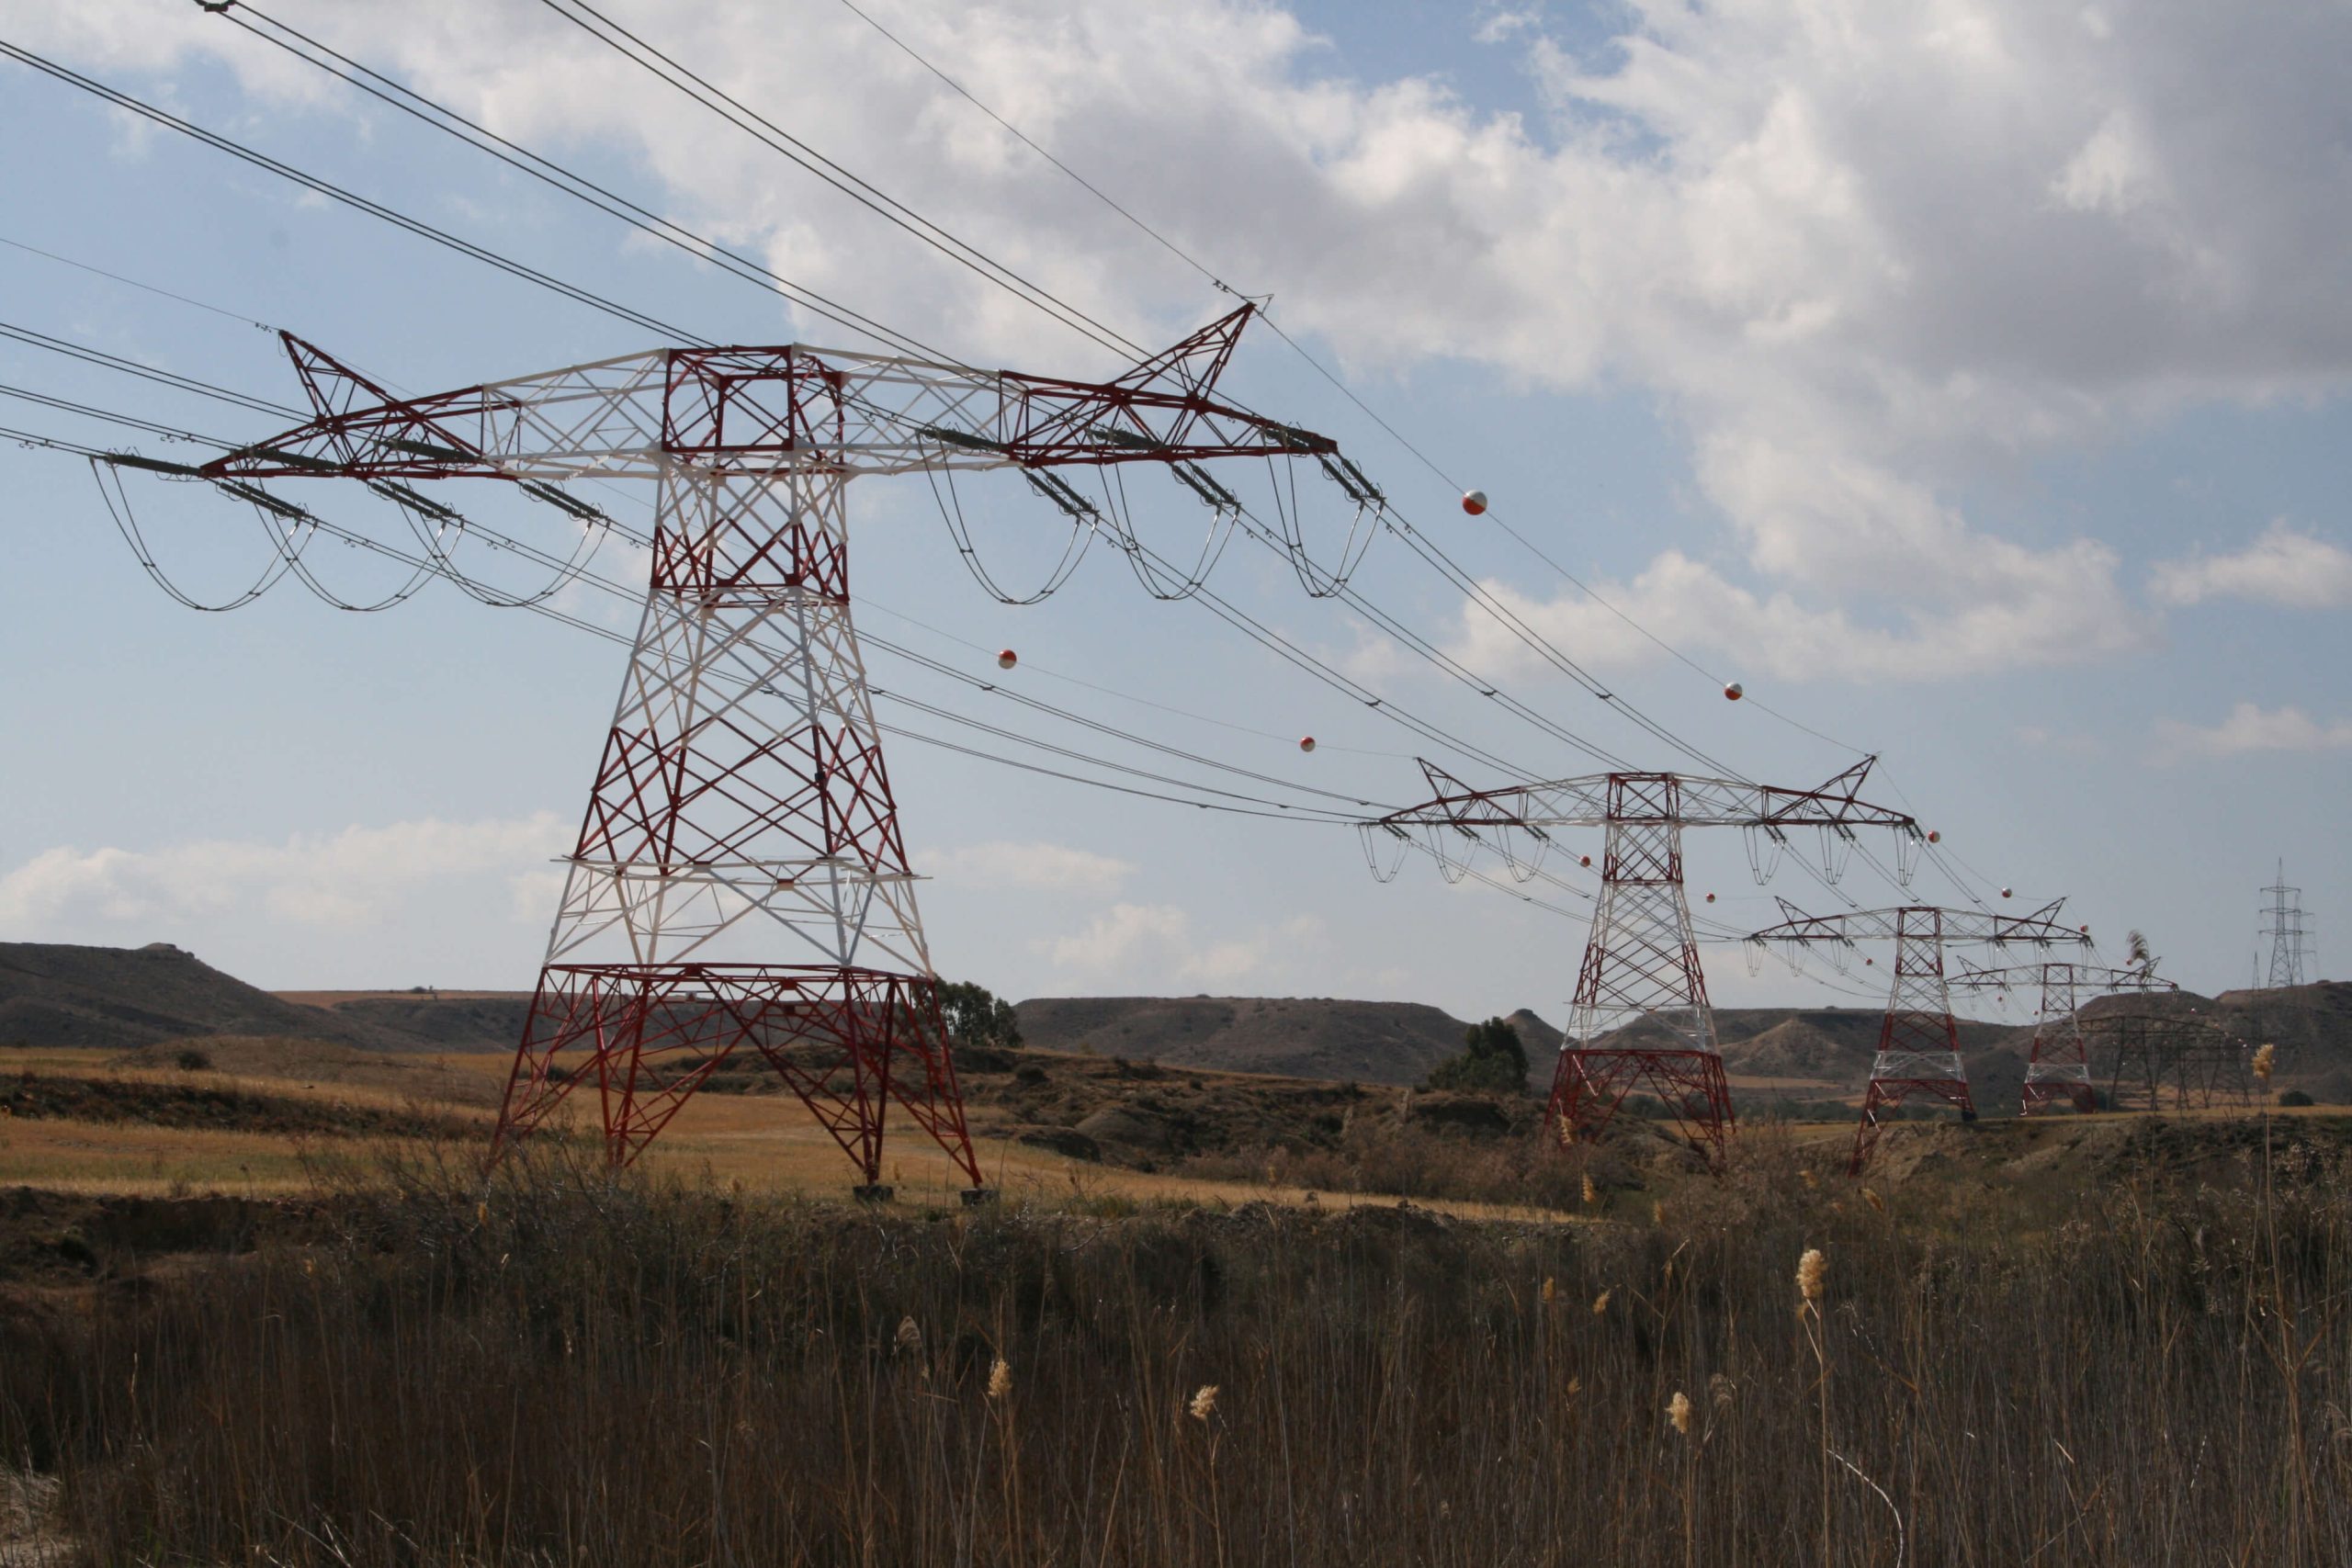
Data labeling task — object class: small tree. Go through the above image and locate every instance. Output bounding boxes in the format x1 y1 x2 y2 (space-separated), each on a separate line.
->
1426 1016 1529 1095
938 980 1023 1052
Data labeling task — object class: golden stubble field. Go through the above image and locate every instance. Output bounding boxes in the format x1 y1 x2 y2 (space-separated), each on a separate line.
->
0 1043 1595 1218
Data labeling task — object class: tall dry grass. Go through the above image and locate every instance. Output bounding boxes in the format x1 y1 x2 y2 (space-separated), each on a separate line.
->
1 1128 2346 1565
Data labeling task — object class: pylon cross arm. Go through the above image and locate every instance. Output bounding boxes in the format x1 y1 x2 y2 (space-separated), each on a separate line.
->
198 306 1329 483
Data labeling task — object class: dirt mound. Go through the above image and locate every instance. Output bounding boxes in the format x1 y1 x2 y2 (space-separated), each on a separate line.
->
2 1071 481 1139
0 942 400 1052
111 1036 505 1107
1012 996 1484 1084
1719 1017 1856 1080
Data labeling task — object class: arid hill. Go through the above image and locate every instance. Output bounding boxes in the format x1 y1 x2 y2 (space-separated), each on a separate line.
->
7 941 2346 1102
1011 995 1492 1085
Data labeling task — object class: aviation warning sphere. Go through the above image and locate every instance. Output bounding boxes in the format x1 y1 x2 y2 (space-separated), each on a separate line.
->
1926 829 1940 843
1724 682 1744 701
1704 892 1716 903
1461 490 1488 516
1298 736 1317 753
2000 887 2013 899
1579 853 1592 868
997 649 1017 671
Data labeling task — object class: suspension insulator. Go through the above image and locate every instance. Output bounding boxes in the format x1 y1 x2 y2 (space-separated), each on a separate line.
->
1724 682 1744 701
1298 736 1317 753
997 649 1017 670
1461 490 1487 516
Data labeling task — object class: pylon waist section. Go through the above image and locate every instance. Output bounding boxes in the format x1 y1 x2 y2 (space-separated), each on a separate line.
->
561 856 921 884
536 960 934 985
2024 1061 2092 1082
1565 1043 1724 1058
650 583 850 610
1869 1050 1964 1079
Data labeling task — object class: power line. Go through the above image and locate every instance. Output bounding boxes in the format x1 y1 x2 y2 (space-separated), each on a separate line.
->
209 5 961 365
0 39 706 346
0 231 277 332
175 6 1783 798
828 0 1880 762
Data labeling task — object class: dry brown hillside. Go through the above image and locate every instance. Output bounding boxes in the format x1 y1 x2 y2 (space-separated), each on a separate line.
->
0 942 401 1052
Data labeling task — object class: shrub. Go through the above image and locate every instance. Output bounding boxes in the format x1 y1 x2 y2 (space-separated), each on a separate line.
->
174 1047 212 1072
1424 1016 1528 1095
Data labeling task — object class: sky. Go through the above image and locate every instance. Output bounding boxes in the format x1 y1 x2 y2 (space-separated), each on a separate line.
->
0 0 2343 1027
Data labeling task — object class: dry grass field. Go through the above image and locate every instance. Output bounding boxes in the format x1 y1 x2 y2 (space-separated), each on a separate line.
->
0 1043 1573 1219
3 1038 2348 1563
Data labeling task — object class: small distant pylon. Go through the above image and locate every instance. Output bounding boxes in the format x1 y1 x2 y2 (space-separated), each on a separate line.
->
1357 760 1927 1163
1949 955 2177 1117
2260 862 2314 990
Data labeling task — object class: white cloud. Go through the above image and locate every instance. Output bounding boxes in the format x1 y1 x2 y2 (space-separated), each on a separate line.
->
1439 542 2140 683
18 0 2352 679
2151 703 2352 762
1040 902 1327 987
0 813 571 936
2049 110 2157 216
927 839 1135 895
2150 521 2352 609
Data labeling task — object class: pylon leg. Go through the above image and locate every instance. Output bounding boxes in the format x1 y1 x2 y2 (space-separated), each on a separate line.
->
1847 1073 1975 1176
492 964 981 1184
1551 1046 1734 1157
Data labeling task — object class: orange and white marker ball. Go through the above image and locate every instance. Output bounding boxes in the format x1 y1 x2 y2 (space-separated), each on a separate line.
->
997 649 1017 671
1298 736 1317 753
1724 682 1744 701
1461 490 1488 516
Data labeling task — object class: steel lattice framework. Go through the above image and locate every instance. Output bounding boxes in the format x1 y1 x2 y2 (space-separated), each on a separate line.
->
2260 861 2315 991
1948 956 2177 1116
2092 1010 2256 1115
1363 758 1922 1157
1747 900 2089 1173
198 306 1333 1192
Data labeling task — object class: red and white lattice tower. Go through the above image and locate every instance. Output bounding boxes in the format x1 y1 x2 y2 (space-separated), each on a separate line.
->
1363 759 1924 1158
1948 955 2177 1116
1747 900 2089 1173
197 307 1328 1193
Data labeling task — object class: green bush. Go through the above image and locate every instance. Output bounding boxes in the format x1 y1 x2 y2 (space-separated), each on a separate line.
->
1424 1016 1528 1094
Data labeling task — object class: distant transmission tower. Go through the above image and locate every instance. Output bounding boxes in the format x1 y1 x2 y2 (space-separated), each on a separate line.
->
2259 862 2314 989
1747 900 2089 1173
1948 955 2177 1117
1362 759 1926 1159
188 306 1332 1194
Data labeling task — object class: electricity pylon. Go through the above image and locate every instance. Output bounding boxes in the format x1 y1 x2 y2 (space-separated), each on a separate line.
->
1363 758 1925 1158
1947 954 2176 1116
1747 899 2089 1173
2260 862 2314 990
196 306 1331 1193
